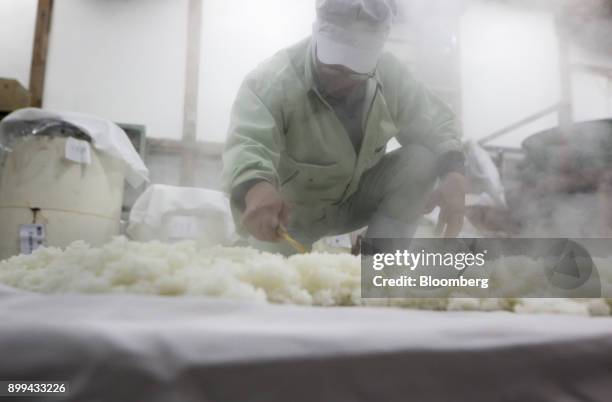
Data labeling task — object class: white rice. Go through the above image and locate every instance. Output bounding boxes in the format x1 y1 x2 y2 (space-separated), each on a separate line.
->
0 237 610 317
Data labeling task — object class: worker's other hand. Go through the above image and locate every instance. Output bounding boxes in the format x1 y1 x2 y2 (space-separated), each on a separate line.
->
242 181 289 242
424 172 467 238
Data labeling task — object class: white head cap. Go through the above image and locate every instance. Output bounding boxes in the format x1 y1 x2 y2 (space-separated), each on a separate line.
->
313 0 397 74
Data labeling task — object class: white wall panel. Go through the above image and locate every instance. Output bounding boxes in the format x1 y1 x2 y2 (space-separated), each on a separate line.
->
0 0 37 87
197 0 315 143
461 1 561 147
44 0 188 139
571 45 612 122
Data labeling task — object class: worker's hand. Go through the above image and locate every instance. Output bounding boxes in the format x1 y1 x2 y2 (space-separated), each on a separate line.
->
424 172 467 238
242 181 289 242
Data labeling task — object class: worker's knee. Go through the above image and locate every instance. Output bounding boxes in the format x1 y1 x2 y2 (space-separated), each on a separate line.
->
386 144 437 192
376 144 437 221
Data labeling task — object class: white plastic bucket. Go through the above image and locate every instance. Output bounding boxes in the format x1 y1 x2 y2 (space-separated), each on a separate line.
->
0 135 125 260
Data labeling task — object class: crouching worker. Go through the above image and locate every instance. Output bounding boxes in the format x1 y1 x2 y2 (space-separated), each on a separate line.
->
222 0 466 255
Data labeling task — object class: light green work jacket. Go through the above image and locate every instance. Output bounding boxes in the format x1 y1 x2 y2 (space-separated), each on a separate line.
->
222 38 462 232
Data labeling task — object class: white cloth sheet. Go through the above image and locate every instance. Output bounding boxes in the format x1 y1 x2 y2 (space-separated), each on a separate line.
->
1 284 611 402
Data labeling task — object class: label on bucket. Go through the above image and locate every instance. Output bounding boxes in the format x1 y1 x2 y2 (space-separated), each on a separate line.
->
65 137 92 165
20 224 46 255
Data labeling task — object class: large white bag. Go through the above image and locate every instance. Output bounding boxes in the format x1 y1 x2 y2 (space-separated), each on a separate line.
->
127 185 237 247
464 140 506 208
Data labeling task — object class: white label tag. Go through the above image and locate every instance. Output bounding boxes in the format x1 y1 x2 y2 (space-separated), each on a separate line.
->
19 224 46 255
65 137 92 165
325 234 352 249
168 216 199 240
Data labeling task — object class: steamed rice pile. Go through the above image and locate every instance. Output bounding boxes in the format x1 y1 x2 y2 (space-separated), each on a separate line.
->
0 237 610 317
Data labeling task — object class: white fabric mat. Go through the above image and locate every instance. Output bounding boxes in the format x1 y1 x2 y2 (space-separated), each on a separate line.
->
1 284 611 402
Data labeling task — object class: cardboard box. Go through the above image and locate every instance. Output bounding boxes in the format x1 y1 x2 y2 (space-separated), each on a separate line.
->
0 78 31 112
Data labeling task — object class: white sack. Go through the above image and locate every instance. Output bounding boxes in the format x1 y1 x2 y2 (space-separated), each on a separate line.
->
464 139 506 207
127 185 236 247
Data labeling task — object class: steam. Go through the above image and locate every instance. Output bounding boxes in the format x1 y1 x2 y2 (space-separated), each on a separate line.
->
389 0 612 238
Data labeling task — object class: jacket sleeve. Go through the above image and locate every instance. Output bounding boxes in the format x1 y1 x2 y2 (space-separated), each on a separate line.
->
391 63 463 160
222 79 282 212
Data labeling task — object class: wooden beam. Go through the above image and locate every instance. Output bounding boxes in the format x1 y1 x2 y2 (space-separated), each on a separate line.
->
180 0 203 187
148 138 223 157
29 0 54 108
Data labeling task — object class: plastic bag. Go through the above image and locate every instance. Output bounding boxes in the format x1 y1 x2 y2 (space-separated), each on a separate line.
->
464 139 506 207
0 108 149 188
127 185 237 247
